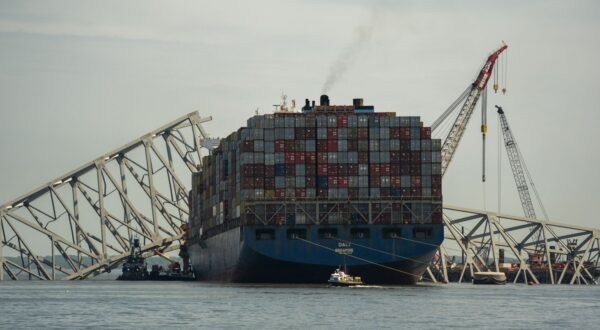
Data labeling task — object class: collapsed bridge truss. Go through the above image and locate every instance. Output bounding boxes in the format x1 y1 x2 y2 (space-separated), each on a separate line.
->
0 112 215 280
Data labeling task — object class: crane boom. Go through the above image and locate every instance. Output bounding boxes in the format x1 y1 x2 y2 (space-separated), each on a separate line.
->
496 106 537 219
440 43 508 175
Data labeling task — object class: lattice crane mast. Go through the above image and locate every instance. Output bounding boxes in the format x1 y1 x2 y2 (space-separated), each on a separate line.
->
495 106 537 219
431 43 508 176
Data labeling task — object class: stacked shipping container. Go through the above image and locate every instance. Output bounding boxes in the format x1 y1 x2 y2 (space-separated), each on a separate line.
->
192 99 442 230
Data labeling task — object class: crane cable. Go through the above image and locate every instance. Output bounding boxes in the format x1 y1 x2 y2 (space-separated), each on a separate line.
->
498 111 502 214
503 49 508 94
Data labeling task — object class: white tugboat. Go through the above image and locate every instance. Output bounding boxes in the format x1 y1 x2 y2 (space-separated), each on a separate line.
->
328 268 363 287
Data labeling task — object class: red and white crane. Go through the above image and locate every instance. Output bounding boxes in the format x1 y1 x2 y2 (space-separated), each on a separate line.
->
431 43 508 179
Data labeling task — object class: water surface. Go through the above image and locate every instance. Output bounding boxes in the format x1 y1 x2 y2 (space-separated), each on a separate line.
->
1 281 598 329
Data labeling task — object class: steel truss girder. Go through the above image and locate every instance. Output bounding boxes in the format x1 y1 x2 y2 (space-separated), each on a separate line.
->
1 112 213 280
437 204 600 285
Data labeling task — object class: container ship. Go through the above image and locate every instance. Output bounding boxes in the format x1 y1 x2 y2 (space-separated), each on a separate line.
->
187 95 444 284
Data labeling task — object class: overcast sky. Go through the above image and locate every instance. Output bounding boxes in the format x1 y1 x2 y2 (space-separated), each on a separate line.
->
1 0 599 228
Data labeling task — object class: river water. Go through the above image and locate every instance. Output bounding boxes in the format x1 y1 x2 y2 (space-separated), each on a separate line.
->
0 281 599 329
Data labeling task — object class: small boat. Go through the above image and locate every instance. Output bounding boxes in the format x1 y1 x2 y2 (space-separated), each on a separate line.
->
473 271 507 285
117 238 148 281
328 268 363 287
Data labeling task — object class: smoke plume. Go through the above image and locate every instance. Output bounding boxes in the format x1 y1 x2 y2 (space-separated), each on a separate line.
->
321 11 378 94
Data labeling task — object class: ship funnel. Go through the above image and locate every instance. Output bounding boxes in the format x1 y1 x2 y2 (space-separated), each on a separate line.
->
320 95 330 106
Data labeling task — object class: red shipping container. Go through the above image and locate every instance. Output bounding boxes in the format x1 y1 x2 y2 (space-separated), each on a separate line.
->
337 164 348 176
348 164 359 176
348 188 359 199
285 140 295 151
410 151 421 163
390 151 401 163
401 187 411 197
400 152 410 162
327 128 338 139
370 164 381 175
318 152 328 162
328 177 339 188
265 165 275 177
328 164 338 175
327 140 338 152
275 188 286 198
370 176 380 186
338 177 348 188
390 128 401 139
358 128 369 139
285 153 296 164
306 176 316 188
317 140 328 152
400 128 411 140
275 140 285 152
432 187 442 198
411 187 422 197
318 164 328 176
242 177 254 189
421 127 431 139
242 164 254 176
305 152 316 163
305 128 316 139
391 164 401 176
411 176 421 187
381 164 391 175
380 188 390 197
295 152 305 164
296 188 306 198
254 177 264 187
358 152 369 163
285 164 295 176
337 116 348 127
317 188 328 197
391 176 401 188
306 163 316 175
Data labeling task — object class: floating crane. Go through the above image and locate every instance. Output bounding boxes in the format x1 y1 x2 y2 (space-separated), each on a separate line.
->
432 42 508 179
496 105 550 258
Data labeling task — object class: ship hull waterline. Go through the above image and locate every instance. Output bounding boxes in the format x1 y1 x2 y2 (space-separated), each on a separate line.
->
189 224 443 285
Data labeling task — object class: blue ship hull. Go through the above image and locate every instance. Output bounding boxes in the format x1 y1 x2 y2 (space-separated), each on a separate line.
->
189 224 444 284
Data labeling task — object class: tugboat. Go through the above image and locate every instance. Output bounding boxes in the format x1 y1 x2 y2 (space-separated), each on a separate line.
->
328 268 363 287
117 238 148 280
147 248 195 281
